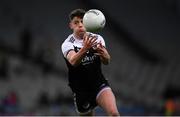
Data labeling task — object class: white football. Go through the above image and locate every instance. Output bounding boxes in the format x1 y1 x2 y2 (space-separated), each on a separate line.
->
83 9 106 32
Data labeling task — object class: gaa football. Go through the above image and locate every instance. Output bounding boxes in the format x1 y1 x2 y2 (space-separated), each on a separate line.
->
83 9 106 32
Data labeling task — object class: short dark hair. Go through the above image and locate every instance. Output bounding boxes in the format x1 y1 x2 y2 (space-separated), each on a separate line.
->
69 9 86 21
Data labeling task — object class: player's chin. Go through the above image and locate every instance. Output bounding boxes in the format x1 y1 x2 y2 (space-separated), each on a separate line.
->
79 30 86 36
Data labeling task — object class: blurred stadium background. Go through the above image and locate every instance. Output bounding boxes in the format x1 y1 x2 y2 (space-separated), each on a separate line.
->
0 0 180 116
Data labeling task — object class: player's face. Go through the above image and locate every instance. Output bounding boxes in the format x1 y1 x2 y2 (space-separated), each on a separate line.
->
69 16 86 38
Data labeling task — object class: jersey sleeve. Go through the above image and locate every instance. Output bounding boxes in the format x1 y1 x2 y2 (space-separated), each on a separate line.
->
97 35 106 47
61 41 74 58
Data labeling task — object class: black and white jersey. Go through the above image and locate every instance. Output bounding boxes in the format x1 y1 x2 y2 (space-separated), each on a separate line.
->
61 33 109 93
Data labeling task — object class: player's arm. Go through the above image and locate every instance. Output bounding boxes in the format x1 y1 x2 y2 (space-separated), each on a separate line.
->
66 48 87 67
67 35 97 66
94 43 111 65
100 46 111 65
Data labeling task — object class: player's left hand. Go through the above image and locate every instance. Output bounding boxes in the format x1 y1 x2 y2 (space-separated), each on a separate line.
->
93 41 110 65
94 41 108 58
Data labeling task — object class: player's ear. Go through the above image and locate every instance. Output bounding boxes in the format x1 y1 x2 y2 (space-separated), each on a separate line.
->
69 22 73 29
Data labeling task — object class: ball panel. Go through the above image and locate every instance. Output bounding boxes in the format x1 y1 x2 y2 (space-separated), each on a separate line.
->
83 9 106 32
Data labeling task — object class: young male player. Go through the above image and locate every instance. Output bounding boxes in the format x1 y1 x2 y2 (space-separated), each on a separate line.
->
61 9 119 116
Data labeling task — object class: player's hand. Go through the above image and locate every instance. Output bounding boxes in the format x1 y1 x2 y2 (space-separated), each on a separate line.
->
94 41 106 56
83 33 98 51
94 41 110 65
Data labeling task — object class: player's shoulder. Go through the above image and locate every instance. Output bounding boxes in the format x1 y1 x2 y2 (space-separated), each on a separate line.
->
62 34 75 45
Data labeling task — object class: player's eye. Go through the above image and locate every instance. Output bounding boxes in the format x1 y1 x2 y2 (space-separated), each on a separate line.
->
74 21 78 24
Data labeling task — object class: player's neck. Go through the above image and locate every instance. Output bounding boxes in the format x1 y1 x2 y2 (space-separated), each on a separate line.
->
73 33 83 40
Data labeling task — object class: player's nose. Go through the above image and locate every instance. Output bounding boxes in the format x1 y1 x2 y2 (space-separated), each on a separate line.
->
79 22 84 27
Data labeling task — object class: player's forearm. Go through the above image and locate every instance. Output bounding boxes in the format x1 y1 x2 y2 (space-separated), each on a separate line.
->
69 47 88 66
100 53 111 65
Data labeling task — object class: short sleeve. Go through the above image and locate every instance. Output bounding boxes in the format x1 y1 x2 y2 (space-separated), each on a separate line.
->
61 41 74 58
97 35 106 47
